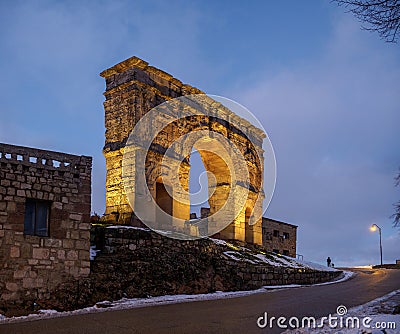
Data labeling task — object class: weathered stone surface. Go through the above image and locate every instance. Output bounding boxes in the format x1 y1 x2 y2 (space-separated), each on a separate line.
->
10 246 20 258
32 248 50 260
0 143 92 312
262 218 297 258
24 227 340 314
101 56 265 244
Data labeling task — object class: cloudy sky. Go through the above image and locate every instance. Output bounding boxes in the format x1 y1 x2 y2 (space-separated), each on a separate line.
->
0 1 399 267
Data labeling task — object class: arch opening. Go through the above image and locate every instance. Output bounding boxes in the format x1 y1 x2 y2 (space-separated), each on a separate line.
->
245 207 253 243
155 176 173 228
188 149 210 219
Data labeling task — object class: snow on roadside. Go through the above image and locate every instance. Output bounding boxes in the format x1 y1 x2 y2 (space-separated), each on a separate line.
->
0 230 349 324
295 258 338 272
262 271 354 289
207 237 229 246
282 289 400 333
0 271 354 324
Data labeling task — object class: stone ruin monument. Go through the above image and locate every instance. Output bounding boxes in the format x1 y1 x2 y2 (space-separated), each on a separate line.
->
100 56 266 244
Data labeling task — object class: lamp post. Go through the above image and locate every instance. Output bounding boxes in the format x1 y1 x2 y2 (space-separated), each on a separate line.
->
370 224 383 266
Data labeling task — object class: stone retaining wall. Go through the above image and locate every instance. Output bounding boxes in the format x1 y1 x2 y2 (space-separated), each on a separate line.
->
87 226 341 302
2 225 340 315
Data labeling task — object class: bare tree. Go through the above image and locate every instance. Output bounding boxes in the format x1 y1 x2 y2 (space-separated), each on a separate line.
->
393 170 400 227
333 0 400 43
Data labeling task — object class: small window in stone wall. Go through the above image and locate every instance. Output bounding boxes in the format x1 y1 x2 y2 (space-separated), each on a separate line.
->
283 232 290 239
273 230 279 237
24 199 51 237
283 250 289 256
273 249 279 254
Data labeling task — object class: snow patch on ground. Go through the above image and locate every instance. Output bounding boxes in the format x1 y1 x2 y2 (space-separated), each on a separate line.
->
106 225 151 232
295 258 338 272
263 271 354 289
37 309 59 315
211 237 339 272
223 251 258 264
207 237 229 246
89 246 100 260
0 271 354 324
283 289 400 333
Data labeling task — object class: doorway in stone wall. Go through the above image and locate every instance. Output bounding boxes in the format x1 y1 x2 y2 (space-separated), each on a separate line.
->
245 207 253 243
155 177 173 229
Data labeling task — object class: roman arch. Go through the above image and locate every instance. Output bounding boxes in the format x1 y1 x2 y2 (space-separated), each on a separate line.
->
100 56 266 244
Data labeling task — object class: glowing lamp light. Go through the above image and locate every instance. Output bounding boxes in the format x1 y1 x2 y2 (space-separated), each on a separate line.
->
369 223 383 266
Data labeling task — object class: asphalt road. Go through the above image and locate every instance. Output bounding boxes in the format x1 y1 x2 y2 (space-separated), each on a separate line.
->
1 268 399 334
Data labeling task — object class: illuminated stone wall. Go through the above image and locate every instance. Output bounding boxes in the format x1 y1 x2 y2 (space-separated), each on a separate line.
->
0 143 92 310
100 56 265 244
262 218 297 257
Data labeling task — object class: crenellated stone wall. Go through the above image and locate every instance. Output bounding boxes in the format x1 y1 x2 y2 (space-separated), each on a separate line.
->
0 143 92 311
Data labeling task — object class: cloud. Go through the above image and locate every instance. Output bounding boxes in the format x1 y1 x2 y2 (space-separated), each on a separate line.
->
233 15 400 266
0 1 205 216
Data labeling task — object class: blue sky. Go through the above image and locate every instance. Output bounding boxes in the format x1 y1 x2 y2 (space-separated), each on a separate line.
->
0 0 399 267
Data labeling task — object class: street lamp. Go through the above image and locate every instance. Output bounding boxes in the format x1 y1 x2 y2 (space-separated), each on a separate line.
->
370 224 383 266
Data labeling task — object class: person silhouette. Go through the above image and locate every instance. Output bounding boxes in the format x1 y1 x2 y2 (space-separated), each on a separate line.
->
327 257 332 267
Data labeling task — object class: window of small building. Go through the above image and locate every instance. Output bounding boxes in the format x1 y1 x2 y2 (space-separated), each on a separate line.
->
273 229 279 237
283 250 289 256
283 232 290 239
24 199 51 237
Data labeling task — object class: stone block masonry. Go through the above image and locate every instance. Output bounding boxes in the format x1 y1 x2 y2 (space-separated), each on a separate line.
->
98 227 339 287
2 226 340 314
262 217 297 257
100 56 266 244
0 143 92 312
80 226 340 309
